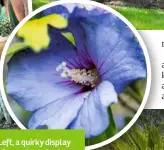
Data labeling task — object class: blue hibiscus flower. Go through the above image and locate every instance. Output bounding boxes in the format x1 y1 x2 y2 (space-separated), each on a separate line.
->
6 4 146 138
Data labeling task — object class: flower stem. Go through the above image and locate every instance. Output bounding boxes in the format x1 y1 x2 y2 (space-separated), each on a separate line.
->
125 86 142 104
118 95 137 113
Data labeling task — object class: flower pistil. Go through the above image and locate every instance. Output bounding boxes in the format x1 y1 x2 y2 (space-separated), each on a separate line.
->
56 62 99 87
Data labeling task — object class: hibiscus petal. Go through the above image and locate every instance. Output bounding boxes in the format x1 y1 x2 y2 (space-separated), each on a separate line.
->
68 81 118 138
40 4 104 17
40 5 69 18
6 27 82 111
41 5 146 93
41 5 86 51
28 92 90 129
67 8 111 51
41 5 108 51
80 15 146 93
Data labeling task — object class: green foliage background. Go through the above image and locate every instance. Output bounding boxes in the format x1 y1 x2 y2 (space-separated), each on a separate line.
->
96 110 164 150
32 0 164 30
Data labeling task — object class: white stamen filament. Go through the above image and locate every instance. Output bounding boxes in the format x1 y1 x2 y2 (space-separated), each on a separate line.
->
56 62 98 87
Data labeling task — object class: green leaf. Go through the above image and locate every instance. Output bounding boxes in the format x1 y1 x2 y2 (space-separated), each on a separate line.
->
148 124 161 149
85 133 107 146
112 137 133 150
112 125 148 150
7 42 29 56
62 32 75 46
130 125 148 150
8 97 31 127
8 0 19 29
17 14 68 52
106 107 118 136
124 86 142 104
130 79 147 98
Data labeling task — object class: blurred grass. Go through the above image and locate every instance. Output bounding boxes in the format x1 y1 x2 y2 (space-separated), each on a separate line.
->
32 0 56 10
32 0 164 30
112 6 164 30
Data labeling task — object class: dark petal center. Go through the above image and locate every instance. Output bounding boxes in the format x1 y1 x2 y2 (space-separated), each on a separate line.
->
55 50 101 91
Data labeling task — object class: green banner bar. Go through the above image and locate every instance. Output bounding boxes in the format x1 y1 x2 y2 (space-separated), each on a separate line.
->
0 130 85 150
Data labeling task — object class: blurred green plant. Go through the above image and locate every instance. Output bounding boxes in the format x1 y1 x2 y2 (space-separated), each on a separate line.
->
32 0 164 30
0 0 19 37
0 95 12 124
110 124 164 150
33 0 57 10
0 4 11 37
